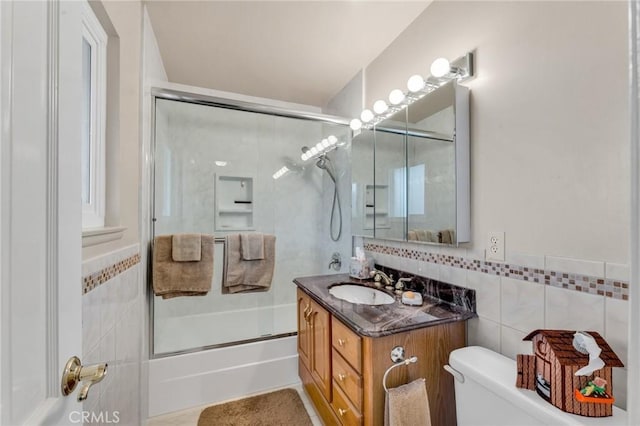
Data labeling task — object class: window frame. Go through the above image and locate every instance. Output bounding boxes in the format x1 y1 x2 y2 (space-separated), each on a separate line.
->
81 1 107 229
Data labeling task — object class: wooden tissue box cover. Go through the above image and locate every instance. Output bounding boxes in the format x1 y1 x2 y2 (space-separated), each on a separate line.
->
515 329 624 417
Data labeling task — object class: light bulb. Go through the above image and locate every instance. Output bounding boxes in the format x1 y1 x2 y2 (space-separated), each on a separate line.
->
407 75 425 93
315 142 324 152
373 100 388 115
310 147 318 155
301 153 307 161
320 139 329 148
350 119 362 131
327 135 338 145
388 89 405 105
360 109 374 123
430 57 451 78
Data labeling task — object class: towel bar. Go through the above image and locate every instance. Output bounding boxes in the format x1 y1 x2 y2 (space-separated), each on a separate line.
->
383 355 418 393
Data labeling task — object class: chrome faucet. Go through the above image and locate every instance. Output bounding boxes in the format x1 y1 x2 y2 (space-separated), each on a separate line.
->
395 277 413 294
370 269 394 288
328 252 342 271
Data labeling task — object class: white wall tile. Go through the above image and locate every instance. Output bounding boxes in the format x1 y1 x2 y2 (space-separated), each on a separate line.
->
467 317 501 353
501 277 544 332
506 252 545 269
439 264 466 287
466 270 501 323
416 260 439 280
82 253 142 425
500 326 532 360
544 255 605 277
545 286 605 334
83 287 102 356
605 263 630 282
605 298 629 365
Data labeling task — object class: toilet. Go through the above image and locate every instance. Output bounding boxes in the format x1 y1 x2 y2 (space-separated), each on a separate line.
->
447 346 627 425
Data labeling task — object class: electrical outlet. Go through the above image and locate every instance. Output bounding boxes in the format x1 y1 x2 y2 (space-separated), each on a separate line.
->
486 231 505 262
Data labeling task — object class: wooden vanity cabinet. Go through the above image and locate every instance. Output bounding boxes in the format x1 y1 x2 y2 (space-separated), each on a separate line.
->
297 288 466 426
297 290 338 424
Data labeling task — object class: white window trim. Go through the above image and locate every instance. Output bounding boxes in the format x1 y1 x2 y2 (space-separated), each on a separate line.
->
81 1 107 229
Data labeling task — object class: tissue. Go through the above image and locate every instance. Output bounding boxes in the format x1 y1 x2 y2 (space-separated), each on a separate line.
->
349 247 373 279
573 331 605 376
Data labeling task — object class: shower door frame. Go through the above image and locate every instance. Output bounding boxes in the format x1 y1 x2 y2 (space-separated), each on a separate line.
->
148 87 349 359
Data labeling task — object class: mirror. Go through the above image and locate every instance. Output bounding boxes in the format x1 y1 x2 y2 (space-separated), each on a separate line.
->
351 80 470 245
373 107 407 241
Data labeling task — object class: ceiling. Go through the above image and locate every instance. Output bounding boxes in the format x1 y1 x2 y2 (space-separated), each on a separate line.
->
145 1 430 108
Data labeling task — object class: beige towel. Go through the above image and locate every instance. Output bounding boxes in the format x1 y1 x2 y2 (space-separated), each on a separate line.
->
407 230 418 241
153 234 214 299
425 230 436 243
223 234 275 294
385 378 431 426
415 229 427 241
439 229 453 245
240 233 265 260
172 233 202 262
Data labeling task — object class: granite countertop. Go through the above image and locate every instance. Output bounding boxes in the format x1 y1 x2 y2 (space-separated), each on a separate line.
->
294 273 476 338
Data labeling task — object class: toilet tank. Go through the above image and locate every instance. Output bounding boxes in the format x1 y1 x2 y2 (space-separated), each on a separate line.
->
448 346 627 426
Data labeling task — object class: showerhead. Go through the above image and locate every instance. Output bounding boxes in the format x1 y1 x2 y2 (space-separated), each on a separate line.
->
316 155 336 183
315 155 329 170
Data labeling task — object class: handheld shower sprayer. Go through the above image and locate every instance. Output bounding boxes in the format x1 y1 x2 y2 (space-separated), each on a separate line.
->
301 146 342 241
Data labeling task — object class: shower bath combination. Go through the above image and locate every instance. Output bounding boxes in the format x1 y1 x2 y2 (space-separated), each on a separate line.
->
302 146 342 242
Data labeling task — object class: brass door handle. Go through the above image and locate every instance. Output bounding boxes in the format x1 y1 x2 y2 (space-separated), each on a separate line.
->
338 408 348 417
338 373 346 382
61 356 107 402
304 306 313 322
337 338 346 346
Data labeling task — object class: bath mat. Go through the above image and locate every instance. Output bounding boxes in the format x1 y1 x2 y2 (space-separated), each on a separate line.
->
197 388 313 426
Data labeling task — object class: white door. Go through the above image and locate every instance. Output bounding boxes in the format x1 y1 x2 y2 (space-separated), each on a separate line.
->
1 1 86 424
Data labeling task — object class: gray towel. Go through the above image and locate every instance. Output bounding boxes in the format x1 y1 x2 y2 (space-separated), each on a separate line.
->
152 234 214 299
240 233 265 260
172 233 202 262
223 234 275 294
385 378 431 426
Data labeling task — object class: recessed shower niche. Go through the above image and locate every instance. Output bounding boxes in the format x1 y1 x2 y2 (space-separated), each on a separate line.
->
215 174 254 231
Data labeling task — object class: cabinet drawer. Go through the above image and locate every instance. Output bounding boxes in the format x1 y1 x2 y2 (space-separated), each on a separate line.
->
331 380 362 426
332 349 362 410
332 317 362 373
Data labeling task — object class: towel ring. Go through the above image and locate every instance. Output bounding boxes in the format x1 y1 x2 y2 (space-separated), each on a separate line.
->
382 356 418 393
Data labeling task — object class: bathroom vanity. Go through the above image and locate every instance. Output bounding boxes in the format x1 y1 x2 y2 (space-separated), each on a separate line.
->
294 273 475 426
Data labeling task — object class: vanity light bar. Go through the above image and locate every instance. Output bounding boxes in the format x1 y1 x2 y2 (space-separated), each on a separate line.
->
350 52 474 131
272 166 290 180
273 134 341 179
300 135 339 162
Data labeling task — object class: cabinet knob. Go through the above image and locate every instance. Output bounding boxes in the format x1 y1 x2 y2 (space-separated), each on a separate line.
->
337 338 346 346
338 373 346 382
338 408 348 417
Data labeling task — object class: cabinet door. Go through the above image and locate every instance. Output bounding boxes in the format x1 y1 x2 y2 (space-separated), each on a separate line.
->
297 290 312 371
309 298 332 400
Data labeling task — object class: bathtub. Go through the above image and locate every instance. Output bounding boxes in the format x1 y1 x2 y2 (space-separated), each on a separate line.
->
148 303 300 417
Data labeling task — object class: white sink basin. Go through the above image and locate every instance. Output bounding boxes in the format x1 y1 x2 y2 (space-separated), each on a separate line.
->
329 284 395 305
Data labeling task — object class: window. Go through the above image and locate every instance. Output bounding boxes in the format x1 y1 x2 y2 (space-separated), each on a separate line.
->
81 1 107 229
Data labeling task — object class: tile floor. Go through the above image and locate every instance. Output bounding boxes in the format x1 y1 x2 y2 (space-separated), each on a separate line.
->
146 384 323 426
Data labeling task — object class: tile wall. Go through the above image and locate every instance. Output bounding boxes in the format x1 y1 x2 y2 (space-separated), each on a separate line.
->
361 237 629 409
82 244 143 425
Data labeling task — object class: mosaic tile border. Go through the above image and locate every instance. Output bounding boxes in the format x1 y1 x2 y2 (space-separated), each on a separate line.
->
364 243 629 301
82 253 140 294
